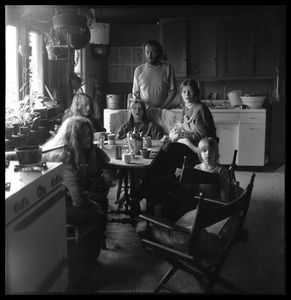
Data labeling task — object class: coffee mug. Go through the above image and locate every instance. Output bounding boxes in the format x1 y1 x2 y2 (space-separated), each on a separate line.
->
140 148 151 159
108 133 116 145
94 131 106 141
122 152 131 164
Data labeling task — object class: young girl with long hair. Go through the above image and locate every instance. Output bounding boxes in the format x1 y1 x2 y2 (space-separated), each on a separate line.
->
42 116 110 293
62 93 105 133
116 99 164 140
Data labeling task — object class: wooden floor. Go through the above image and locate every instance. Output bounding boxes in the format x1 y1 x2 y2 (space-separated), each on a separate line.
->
88 164 285 294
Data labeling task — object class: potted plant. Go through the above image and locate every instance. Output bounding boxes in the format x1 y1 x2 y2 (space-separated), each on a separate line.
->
6 95 40 136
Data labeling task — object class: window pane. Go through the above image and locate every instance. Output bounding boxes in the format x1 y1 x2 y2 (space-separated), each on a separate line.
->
6 25 18 108
29 31 43 96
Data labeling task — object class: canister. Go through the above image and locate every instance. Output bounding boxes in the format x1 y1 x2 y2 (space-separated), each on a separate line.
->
115 145 122 159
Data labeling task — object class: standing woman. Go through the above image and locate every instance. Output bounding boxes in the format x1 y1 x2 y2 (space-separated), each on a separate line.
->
42 116 110 293
62 93 106 133
116 99 164 140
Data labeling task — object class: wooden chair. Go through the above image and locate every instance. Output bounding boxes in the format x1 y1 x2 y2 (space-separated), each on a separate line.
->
138 147 255 294
139 172 255 294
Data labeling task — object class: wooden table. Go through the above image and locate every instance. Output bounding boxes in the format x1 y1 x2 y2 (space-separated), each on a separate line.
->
94 139 163 225
94 139 162 168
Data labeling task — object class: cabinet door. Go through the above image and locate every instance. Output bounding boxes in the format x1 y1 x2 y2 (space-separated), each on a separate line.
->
161 20 187 77
190 19 218 78
216 123 239 165
221 20 251 77
251 18 279 76
238 123 266 166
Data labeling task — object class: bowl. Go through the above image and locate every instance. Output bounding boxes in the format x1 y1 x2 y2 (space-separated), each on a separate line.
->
240 96 266 109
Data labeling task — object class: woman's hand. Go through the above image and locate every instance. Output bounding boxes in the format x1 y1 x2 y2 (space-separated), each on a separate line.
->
169 128 180 142
175 168 183 178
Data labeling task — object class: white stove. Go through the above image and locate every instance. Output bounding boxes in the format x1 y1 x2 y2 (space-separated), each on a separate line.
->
5 161 64 225
5 161 68 294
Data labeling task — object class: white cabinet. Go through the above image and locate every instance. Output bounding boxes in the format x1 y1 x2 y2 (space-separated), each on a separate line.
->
216 124 239 165
213 110 266 166
237 112 266 166
212 112 239 165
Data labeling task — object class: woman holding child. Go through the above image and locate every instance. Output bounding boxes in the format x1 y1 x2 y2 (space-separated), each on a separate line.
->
137 78 218 206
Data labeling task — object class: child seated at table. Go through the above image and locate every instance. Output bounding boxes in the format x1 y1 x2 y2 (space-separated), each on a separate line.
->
116 99 164 140
115 99 164 211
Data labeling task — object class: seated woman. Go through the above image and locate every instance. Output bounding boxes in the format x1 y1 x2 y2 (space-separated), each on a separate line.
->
137 78 218 206
62 92 105 133
115 99 164 210
42 116 110 293
116 99 164 140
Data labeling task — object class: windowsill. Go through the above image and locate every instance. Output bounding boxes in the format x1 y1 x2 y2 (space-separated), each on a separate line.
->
5 127 50 151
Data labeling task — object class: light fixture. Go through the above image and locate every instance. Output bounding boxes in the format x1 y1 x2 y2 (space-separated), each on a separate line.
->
89 8 110 45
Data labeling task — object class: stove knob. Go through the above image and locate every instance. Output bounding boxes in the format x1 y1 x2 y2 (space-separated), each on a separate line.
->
51 177 58 187
37 185 47 198
56 175 63 183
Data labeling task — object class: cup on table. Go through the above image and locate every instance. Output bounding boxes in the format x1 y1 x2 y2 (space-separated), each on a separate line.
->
140 148 151 159
94 131 106 141
107 133 116 145
143 136 152 147
122 152 131 164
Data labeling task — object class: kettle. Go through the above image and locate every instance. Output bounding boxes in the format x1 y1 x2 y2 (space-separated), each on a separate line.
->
128 128 143 155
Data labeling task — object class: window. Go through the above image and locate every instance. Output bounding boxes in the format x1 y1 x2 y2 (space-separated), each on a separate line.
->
5 24 44 110
5 25 18 109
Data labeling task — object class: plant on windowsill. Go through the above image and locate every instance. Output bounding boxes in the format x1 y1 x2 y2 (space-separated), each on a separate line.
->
6 95 41 137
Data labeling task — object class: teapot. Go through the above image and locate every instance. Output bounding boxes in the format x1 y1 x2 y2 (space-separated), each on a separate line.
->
127 127 143 155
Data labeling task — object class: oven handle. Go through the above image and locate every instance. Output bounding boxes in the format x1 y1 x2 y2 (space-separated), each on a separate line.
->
13 189 66 231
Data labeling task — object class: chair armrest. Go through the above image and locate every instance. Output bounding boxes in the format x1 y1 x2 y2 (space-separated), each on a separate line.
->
139 213 191 233
142 238 193 262
194 195 227 206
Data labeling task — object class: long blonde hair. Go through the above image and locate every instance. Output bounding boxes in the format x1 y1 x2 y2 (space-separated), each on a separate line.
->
43 116 97 172
66 93 98 119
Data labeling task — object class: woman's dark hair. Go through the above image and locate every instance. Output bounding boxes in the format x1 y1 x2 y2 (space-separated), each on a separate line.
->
143 40 167 61
180 78 200 98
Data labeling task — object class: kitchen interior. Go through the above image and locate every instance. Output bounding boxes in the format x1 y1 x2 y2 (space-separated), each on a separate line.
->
5 5 285 295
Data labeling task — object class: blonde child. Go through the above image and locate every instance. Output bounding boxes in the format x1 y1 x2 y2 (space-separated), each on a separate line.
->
176 137 229 203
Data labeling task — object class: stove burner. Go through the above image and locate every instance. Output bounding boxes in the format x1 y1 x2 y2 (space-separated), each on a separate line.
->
14 162 48 172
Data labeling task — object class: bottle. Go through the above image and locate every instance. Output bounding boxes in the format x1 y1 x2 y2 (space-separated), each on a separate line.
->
99 137 104 149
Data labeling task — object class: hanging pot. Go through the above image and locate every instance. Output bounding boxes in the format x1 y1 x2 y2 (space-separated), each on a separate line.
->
18 45 32 58
52 14 87 34
68 26 91 50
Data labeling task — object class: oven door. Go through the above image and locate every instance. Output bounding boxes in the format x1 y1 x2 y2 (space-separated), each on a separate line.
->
5 186 68 294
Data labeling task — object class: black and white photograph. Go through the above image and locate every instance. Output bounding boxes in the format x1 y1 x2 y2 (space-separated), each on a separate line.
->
5 5 285 295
